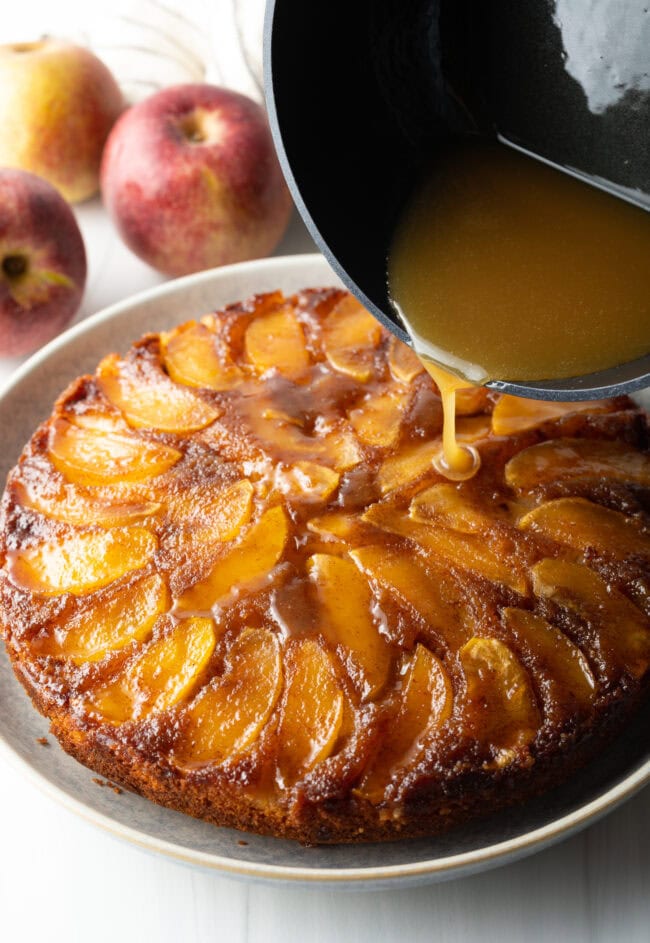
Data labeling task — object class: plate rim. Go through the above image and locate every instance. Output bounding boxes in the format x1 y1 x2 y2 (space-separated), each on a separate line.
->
1 251 649 887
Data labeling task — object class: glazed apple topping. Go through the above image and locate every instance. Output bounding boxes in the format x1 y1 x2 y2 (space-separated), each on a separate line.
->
48 417 182 487
7 526 157 596
97 351 221 432
2 288 649 810
161 322 244 391
491 395 612 436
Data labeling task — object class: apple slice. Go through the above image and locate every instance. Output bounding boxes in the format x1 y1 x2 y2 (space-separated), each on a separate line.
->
88 616 216 723
324 428 364 471
456 414 492 443
162 322 244 391
176 628 282 764
363 502 527 594
505 438 650 492
502 607 595 714
63 410 131 433
356 643 452 803
531 558 650 678
410 482 505 534
48 417 181 487
7 526 157 596
459 637 541 759
350 545 468 651
39 573 170 663
244 306 310 377
492 395 611 436
387 335 424 383
376 440 439 495
245 399 362 471
321 295 383 382
307 512 360 542
455 387 490 416
275 461 340 502
166 479 254 539
97 352 220 432
349 388 409 448
175 505 288 611
276 638 345 786
518 497 650 562
13 477 159 529
307 553 392 700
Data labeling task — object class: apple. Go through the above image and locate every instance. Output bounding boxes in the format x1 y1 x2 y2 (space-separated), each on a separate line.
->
0 169 87 357
100 84 293 276
0 39 124 203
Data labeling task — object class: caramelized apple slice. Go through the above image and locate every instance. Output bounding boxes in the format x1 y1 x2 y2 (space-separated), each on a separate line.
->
410 482 506 534
48 418 181 487
321 295 382 382
39 574 169 663
64 410 130 434
377 440 439 495
177 628 282 763
502 607 595 715
531 558 650 678
276 638 345 786
88 617 215 723
455 387 490 416
518 497 650 562
245 399 362 471
363 502 527 594
97 353 220 432
350 545 468 650
387 335 424 383
8 527 157 597
175 505 288 611
162 322 243 391
276 462 340 502
13 477 159 529
244 306 310 376
459 637 541 760
349 388 409 448
166 479 254 541
357 644 452 803
492 395 610 436
456 414 492 443
307 512 360 542
505 438 650 492
307 553 392 700
324 428 363 471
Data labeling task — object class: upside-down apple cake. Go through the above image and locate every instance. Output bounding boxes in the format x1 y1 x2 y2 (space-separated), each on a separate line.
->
1 287 649 844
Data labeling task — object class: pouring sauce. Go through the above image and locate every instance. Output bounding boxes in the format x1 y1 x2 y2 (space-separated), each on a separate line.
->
388 138 650 477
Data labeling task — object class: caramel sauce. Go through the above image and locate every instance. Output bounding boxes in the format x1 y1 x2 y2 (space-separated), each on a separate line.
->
388 138 650 479
421 361 480 480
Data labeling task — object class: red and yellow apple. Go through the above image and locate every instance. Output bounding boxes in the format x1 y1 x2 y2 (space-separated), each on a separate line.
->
0 39 124 203
0 169 87 357
100 84 293 276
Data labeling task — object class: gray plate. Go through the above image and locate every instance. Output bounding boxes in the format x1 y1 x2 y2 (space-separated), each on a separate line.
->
1 254 648 889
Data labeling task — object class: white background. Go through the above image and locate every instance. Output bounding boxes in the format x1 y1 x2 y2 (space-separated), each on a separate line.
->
0 3 649 941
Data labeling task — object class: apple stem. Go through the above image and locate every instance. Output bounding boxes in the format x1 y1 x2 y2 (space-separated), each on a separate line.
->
2 255 28 279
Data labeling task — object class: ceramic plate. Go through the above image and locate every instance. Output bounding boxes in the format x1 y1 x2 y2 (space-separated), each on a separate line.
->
0 253 649 890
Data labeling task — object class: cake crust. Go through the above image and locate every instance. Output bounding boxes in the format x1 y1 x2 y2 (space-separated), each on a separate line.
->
1 287 649 845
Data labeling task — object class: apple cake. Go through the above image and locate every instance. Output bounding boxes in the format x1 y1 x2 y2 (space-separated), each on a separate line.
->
1 287 649 845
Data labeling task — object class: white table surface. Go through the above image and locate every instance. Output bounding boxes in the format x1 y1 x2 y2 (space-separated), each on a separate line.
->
1 0 650 931
0 197 649 943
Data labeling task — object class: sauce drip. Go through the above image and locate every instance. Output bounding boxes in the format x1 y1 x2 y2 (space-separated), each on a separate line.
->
422 360 480 480
388 137 650 480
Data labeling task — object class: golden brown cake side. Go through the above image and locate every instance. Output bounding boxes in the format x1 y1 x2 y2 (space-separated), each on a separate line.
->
1 287 649 845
